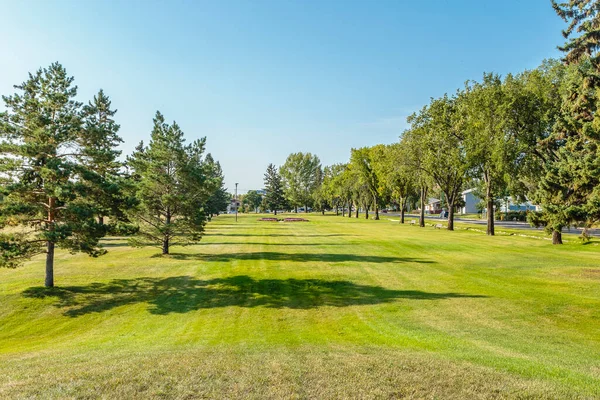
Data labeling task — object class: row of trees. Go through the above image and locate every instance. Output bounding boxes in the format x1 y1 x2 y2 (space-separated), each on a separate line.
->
261 1 600 245
262 153 322 214
0 63 228 286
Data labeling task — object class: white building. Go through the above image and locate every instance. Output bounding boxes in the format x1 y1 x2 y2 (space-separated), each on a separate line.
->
499 199 540 213
460 189 481 214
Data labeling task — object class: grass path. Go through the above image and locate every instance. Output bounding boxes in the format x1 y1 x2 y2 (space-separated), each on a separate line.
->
0 214 599 399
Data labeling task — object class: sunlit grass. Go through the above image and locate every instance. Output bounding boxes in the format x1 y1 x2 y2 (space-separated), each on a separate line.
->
1 214 599 399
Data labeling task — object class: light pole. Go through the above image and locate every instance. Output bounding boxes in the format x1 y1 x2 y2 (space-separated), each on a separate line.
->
235 183 239 222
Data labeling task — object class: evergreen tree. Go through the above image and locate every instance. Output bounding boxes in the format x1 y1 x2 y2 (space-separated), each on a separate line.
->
263 163 286 215
529 60 600 243
80 89 131 227
0 63 107 287
203 154 229 217
553 0 600 69
127 111 214 254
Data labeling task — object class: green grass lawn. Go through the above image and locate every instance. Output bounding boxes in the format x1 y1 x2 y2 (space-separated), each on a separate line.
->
1 215 599 399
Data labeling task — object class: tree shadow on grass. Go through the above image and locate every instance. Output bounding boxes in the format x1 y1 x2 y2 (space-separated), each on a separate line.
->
205 233 354 237
161 252 435 264
198 242 355 247
22 275 486 317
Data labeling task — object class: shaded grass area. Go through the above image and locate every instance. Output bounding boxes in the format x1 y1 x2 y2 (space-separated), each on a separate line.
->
1 213 599 399
23 275 483 316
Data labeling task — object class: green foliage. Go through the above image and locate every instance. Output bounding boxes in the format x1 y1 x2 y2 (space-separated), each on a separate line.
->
126 112 215 254
460 73 514 235
316 163 346 213
244 190 263 213
280 152 321 212
553 0 600 68
0 63 110 284
203 154 229 216
79 89 135 225
406 95 467 229
263 163 287 214
350 147 382 219
378 144 414 220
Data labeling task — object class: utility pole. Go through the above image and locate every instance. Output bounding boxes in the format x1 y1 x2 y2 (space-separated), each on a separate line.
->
235 183 239 222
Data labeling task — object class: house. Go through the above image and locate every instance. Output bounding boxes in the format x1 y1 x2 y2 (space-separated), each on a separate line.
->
499 200 540 213
425 198 442 214
227 199 241 213
460 189 481 214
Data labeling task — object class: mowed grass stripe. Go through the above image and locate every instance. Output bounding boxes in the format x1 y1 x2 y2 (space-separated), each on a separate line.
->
0 214 599 398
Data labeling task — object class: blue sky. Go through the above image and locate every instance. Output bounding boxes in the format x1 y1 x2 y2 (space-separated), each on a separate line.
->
1 0 564 193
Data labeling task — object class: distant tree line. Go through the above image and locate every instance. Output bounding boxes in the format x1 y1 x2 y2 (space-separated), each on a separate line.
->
262 2 600 245
0 63 228 286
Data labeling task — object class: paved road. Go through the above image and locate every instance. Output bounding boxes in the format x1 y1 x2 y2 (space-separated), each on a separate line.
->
383 212 599 237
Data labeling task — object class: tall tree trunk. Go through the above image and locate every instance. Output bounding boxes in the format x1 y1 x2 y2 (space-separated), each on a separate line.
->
484 174 495 236
486 197 495 236
322 209 325 215
163 211 171 254
295 206 298 213
45 241 55 288
336 205 339 216
98 215 104 225
45 196 56 288
400 199 405 224
305 203 308 213
419 187 427 227
274 209 277 216
348 200 352 218
355 203 359 218
447 201 455 231
374 195 379 220
552 230 563 245
365 204 369 219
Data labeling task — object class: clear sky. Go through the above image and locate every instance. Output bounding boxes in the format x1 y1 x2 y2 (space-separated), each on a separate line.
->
1 0 565 193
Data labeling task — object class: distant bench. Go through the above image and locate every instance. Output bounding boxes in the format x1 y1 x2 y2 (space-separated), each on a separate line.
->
434 223 443 229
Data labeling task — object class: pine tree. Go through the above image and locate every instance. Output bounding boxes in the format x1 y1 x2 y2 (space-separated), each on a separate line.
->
127 111 214 254
538 2 600 243
0 63 107 286
553 0 600 68
204 154 229 217
263 163 286 215
529 60 600 243
80 89 131 227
